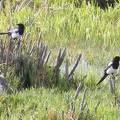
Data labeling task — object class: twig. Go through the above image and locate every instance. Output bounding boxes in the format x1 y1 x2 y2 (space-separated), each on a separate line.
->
68 54 82 80
54 48 66 70
65 59 69 79
52 48 66 85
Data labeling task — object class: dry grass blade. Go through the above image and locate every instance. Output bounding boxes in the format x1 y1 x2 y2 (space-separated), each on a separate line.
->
80 88 87 112
16 0 32 11
74 83 83 100
77 88 87 120
41 46 48 66
94 101 100 113
37 33 42 50
29 41 37 55
44 51 51 66
69 101 75 120
24 33 30 43
37 43 45 69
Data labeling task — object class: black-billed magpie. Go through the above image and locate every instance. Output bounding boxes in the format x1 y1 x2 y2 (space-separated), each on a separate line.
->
97 56 120 85
0 23 25 39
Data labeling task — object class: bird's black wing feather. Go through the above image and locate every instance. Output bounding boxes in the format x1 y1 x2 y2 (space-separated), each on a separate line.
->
96 74 108 85
97 62 112 85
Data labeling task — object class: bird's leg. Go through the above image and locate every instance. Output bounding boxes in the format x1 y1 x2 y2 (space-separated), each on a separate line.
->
111 73 116 94
112 73 115 80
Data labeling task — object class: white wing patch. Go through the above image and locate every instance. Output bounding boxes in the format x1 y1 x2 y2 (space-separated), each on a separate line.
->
9 28 20 39
106 66 117 74
11 33 19 39
107 62 112 66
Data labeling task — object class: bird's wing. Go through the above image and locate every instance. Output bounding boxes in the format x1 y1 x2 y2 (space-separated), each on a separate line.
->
8 28 19 39
9 28 18 33
104 61 117 74
97 62 112 85
97 74 108 85
104 61 112 73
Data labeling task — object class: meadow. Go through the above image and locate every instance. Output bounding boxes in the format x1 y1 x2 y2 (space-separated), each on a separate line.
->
0 0 120 119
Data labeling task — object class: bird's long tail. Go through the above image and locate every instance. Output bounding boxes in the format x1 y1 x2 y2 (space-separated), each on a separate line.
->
97 74 108 85
0 32 9 35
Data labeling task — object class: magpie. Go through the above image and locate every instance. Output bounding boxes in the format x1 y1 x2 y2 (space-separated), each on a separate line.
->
0 23 25 39
97 56 120 85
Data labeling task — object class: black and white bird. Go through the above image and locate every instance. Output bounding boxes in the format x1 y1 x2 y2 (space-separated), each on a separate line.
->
97 56 120 85
0 23 25 39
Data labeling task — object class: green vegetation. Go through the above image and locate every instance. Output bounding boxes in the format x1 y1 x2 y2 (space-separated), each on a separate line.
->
0 0 120 119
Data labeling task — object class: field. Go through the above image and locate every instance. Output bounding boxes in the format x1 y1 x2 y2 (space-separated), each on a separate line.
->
0 0 120 120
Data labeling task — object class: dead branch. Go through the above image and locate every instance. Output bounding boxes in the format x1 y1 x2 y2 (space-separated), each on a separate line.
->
68 54 82 80
51 48 66 85
65 59 69 79
54 48 66 70
52 48 66 84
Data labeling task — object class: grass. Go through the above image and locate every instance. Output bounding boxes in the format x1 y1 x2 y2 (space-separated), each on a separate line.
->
0 0 120 119
0 87 120 120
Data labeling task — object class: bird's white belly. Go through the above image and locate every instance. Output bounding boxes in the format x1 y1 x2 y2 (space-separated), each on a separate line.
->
106 67 117 74
11 33 19 39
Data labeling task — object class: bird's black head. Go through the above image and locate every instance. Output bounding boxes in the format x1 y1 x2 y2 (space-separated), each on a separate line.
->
17 23 25 35
113 56 120 62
